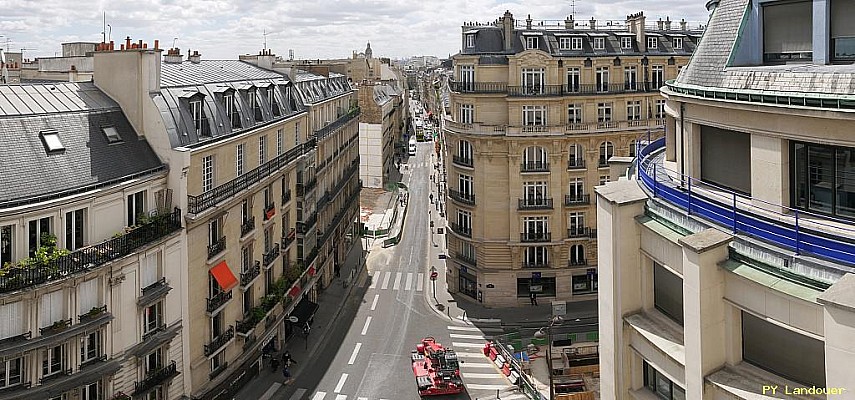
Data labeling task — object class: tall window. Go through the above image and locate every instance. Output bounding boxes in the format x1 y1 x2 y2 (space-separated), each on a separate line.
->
651 65 665 90
522 105 547 126
0 225 13 267
559 37 571 50
127 191 146 227
42 344 65 377
569 144 584 168
523 182 548 204
647 36 659 49
595 67 609 92
763 1 813 63
673 37 683 49
80 330 102 364
40 290 64 328
0 357 23 389
28 216 53 257
144 301 163 335
208 218 222 249
224 93 240 129
276 129 283 155
459 65 475 91
643 361 686 400
792 142 855 218
523 216 548 236
524 246 548 267
566 67 580 92
0 302 23 341
521 68 545 94
597 103 612 123
568 212 585 236
461 242 476 262
599 141 615 166
593 37 605 50
259 135 267 164
191 99 208 136
525 36 538 49
80 381 102 400
64 209 85 251
627 100 642 121
624 66 637 90
655 99 666 119
523 146 548 168
458 174 474 197
456 210 472 234
458 104 474 124
653 262 684 325
236 143 245 176
145 348 163 374
249 90 262 121
567 104 582 124
569 177 585 198
457 140 473 161
571 37 583 50
621 36 633 49
465 34 476 48
202 155 215 192
569 244 585 265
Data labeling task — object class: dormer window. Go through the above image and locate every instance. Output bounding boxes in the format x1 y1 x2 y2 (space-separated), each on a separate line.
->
466 34 476 48
526 36 539 50
559 37 571 50
621 37 633 49
647 37 658 49
673 37 683 49
571 37 583 50
247 90 262 122
190 98 210 136
40 130 65 153
763 0 812 63
223 92 241 129
102 126 122 143
593 37 605 50
268 87 281 117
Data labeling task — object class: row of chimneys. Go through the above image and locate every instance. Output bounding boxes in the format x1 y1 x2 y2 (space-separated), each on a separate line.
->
93 37 202 64
476 11 689 32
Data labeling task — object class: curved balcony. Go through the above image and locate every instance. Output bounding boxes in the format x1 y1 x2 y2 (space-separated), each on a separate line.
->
565 194 591 206
521 232 552 243
449 223 472 238
518 198 554 210
637 137 855 266
449 81 507 94
445 119 664 137
452 155 473 168
449 189 476 206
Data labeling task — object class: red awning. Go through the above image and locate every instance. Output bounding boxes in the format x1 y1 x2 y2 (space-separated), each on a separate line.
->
307 265 316 277
210 261 238 292
288 285 301 299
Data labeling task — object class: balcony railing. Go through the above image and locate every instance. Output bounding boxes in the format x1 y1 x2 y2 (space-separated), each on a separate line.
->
449 81 508 93
39 318 72 336
521 232 552 243
282 190 292 204
0 209 182 294
452 155 474 168
508 85 566 97
240 217 255 237
518 198 553 210
282 229 296 249
320 185 362 245
134 361 178 395
521 162 550 173
188 139 316 214
141 277 167 295
567 158 586 170
522 261 550 269
449 223 472 238
455 253 477 267
263 203 276 221
565 194 591 206
315 107 360 141
240 261 261 287
449 189 476 206
204 326 234 356
598 158 610 168
638 136 855 266
567 227 592 239
206 291 232 314
78 304 108 323
263 243 280 267
447 119 665 137
297 179 318 198
568 259 588 267
207 236 226 259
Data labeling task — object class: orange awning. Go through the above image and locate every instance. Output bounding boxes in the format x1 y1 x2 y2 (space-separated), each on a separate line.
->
210 261 238 292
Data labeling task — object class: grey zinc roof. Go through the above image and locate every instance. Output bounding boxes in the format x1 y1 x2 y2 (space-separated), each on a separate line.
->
675 0 748 88
160 60 286 87
0 82 117 116
0 86 164 205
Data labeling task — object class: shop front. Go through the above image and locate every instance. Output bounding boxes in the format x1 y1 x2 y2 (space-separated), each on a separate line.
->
458 266 477 299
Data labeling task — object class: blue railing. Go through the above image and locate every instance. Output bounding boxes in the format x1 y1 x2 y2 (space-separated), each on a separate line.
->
637 137 855 266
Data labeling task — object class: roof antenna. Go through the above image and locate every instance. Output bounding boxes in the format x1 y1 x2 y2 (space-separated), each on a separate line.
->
172 37 178 49
263 29 268 52
570 0 577 20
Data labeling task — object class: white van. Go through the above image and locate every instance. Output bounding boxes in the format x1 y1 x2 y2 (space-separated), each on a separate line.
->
408 139 417 156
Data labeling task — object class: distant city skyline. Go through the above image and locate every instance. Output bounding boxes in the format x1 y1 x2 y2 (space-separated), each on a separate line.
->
1 0 710 60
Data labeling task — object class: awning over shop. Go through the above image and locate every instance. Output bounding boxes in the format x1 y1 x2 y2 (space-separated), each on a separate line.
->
289 297 319 325
210 261 238 291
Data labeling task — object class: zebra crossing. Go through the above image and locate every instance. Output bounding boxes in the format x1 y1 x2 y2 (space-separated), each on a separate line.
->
368 271 424 292
446 325 527 399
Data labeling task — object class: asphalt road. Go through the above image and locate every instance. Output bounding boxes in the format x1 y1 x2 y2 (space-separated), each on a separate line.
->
276 142 521 400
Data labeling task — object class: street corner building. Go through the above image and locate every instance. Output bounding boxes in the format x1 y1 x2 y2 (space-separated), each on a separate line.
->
0 82 184 399
443 10 698 306
596 0 855 398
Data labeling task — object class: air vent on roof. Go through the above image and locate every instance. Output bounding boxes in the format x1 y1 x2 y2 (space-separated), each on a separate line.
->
39 130 65 153
102 126 122 143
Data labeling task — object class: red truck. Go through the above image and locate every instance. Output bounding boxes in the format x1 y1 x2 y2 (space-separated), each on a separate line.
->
411 337 466 396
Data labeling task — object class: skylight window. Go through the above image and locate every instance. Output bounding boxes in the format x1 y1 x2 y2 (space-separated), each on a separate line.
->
102 126 122 143
40 131 65 153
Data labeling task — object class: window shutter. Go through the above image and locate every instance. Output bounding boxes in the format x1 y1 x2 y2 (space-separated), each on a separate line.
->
41 290 64 327
0 302 23 339
79 279 99 312
141 253 159 288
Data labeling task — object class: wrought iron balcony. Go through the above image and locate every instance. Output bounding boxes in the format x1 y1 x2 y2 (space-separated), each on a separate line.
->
282 229 296 248
204 326 234 356
263 202 276 221
522 261 550 269
133 361 178 395
521 162 550 173
207 236 226 259
240 261 261 287
240 217 255 237
449 81 507 94
518 198 553 210
304 212 318 231
567 227 592 239
508 85 565 97
141 277 167 296
568 259 588 267
455 253 477 267
598 157 610 168
452 155 473 168
449 189 475 206
449 223 472 238
564 194 591 206
263 243 280 267
206 291 232 314
567 158 586 170
188 139 315 214
39 318 72 336
78 305 108 323
315 107 361 141
0 209 182 294
521 232 552 243
282 190 292 204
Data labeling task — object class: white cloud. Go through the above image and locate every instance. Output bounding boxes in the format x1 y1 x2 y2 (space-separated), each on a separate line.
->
0 0 709 59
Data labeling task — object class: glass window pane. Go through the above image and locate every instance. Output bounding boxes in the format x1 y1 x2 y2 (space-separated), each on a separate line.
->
794 143 808 208
836 148 855 217
808 145 834 213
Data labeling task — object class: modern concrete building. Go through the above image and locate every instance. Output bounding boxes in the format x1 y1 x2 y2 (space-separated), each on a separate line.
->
91 42 361 400
444 11 697 306
597 0 855 398
0 83 184 400
357 82 406 189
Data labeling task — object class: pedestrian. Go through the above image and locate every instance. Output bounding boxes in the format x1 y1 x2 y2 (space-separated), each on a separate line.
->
529 292 536 306
282 364 292 379
281 350 296 367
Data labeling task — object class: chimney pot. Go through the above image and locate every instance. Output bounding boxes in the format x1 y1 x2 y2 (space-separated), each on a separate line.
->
121 44 125 50
126 36 131 50
154 40 159 50
589 17 597 30
680 18 687 30
110 41 114 51
526 14 532 29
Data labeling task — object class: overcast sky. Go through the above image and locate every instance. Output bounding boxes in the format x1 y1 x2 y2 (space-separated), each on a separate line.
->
1 0 710 60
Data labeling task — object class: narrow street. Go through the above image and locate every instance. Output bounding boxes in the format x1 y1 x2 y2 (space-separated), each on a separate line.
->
273 141 519 400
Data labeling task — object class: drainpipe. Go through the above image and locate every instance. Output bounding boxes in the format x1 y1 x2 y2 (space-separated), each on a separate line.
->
680 102 686 186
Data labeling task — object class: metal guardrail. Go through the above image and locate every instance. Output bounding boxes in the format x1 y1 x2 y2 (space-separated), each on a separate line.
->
638 137 855 265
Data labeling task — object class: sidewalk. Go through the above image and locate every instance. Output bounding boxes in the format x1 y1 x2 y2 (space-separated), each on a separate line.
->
234 240 368 400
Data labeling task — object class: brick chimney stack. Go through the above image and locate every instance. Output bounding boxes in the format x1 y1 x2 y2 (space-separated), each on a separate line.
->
188 50 201 63
501 10 514 51
565 16 574 29
680 18 688 30
665 16 672 30
163 48 183 63
526 14 532 29
589 17 597 30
